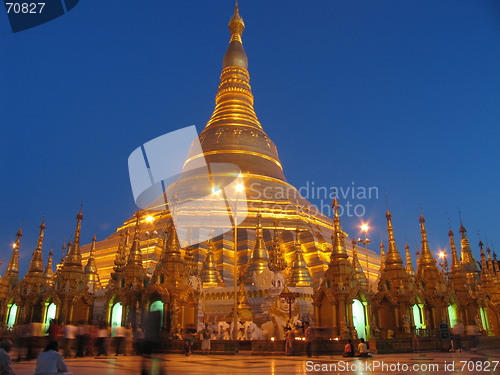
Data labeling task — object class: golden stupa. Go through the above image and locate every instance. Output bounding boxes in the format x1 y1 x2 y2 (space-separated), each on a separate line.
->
80 4 381 313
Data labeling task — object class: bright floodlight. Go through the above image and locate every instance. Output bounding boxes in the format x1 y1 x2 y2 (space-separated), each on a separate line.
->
438 251 446 258
145 215 154 223
235 183 244 192
360 223 369 232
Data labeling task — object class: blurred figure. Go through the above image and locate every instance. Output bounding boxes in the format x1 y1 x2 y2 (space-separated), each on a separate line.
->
75 322 89 358
285 327 295 356
304 322 313 358
0 339 15 375
184 324 196 356
48 320 62 343
451 321 464 352
34 341 71 375
124 324 133 356
466 324 479 352
114 325 126 356
62 323 76 359
86 323 98 357
95 323 109 357
134 325 145 355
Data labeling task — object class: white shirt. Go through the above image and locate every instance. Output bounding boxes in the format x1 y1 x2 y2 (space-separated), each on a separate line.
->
62 325 76 340
34 350 68 375
115 326 126 338
358 342 368 353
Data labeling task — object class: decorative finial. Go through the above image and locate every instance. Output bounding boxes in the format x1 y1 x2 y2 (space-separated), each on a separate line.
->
228 1 245 42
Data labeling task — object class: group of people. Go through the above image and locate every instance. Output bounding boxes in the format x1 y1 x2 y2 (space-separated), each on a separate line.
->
451 322 480 352
183 323 213 356
0 339 71 375
47 320 144 358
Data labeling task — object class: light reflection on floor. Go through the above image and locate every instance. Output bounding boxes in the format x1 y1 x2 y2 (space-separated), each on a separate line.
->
7 349 500 375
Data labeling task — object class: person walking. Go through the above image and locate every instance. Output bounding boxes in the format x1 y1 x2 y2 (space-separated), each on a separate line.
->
451 321 464 352
285 327 295 356
184 325 196 356
114 325 126 356
304 322 313 358
0 340 15 375
34 341 71 375
95 323 109 357
62 323 76 359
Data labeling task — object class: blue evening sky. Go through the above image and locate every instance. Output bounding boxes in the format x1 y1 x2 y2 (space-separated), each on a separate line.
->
1 1 499 275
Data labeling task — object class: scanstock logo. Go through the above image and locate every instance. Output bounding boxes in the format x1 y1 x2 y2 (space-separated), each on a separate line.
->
128 126 248 246
3 0 79 33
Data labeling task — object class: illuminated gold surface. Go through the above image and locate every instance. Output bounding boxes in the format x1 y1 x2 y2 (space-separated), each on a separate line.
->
200 239 225 287
244 213 270 283
81 5 380 303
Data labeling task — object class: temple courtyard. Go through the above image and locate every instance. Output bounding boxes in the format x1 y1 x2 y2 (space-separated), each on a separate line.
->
7 349 500 374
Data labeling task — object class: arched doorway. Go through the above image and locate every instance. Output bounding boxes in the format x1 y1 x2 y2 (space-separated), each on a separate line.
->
6 304 18 328
352 299 366 339
413 304 424 329
448 304 459 325
44 303 57 327
111 303 123 337
150 300 164 325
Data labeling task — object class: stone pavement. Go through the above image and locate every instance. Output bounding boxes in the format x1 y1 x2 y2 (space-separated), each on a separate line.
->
8 349 500 374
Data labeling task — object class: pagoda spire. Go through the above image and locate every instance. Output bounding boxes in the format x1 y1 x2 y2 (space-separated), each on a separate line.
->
405 243 414 276
1 227 22 290
85 235 102 291
287 228 313 287
28 219 46 273
458 220 481 273
6 227 22 275
385 210 404 267
352 238 368 288
269 224 287 272
245 213 270 280
449 229 460 271
84 235 98 273
44 250 54 282
64 209 83 266
418 213 437 267
56 241 66 271
379 240 386 272
200 239 225 287
228 1 244 43
164 220 181 257
330 198 348 260
127 212 143 265
486 247 493 272
185 4 286 182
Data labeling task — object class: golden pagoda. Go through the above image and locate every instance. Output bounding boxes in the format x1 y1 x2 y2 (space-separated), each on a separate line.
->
0 228 22 324
414 213 449 330
478 243 499 334
374 210 415 338
315 198 361 338
80 4 381 298
16 219 52 324
52 209 94 324
200 239 225 287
